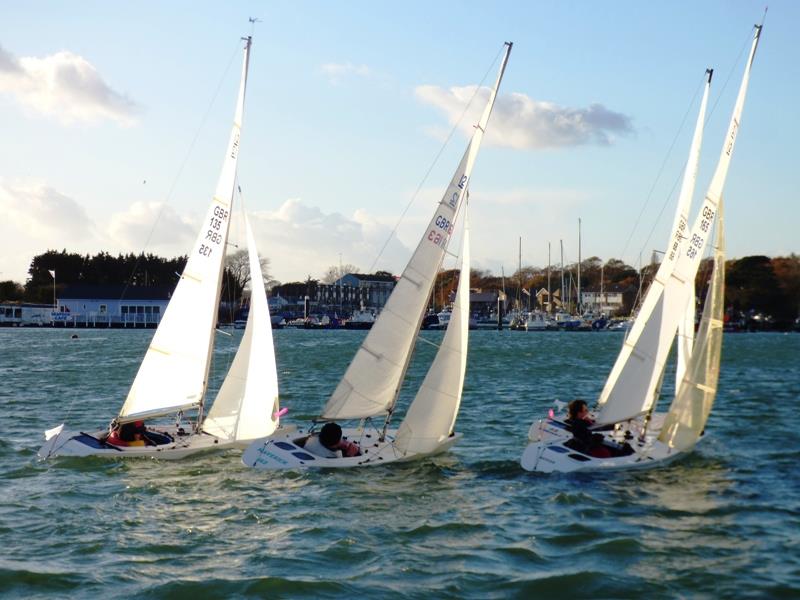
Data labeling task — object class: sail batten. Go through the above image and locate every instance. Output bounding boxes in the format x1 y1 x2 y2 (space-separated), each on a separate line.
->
321 43 512 421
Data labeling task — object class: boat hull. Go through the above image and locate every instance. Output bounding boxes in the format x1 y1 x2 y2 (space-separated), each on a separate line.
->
242 427 461 470
520 437 686 472
38 424 293 460
520 412 687 473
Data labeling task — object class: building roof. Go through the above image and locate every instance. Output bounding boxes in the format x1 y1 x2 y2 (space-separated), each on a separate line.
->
581 284 634 293
470 291 497 303
349 273 397 283
58 283 174 301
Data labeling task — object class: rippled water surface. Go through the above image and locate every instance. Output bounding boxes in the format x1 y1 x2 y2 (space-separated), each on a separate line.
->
1 328 798 598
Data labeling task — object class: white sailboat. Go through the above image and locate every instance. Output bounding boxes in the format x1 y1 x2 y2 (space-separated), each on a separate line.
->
39 35 284 460
521 24 762 473
242 43 513 470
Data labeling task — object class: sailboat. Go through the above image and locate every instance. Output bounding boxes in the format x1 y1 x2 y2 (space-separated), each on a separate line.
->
242 42 513 470
521 24 762 473
38 35 284 460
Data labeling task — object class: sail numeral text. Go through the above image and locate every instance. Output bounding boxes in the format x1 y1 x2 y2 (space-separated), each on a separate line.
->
457 175 468 189
685 206 715 260
427 229 445 247
668 217 687 261
448 191 459 209
725 119 739 157
198 206 229 258
435 215 454 235
231 133 241 159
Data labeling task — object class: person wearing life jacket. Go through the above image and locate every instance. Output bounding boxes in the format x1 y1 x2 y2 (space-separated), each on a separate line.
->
106 420 149 447
304 422 361 458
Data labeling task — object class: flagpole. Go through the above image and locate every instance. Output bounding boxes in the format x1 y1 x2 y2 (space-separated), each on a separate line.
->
47 269 57 312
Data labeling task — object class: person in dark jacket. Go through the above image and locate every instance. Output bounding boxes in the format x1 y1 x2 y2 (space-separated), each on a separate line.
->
565 400 612 458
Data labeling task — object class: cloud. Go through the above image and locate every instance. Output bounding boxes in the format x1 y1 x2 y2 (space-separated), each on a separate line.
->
320 62 371 85
108 201 196 251
248 199 410 282
0 181 201 282
0 43 138 125
0 182 96 241
415 85 633 149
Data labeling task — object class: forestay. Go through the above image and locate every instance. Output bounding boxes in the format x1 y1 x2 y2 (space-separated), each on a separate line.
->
659 201 725 450
119 37 251 423
203 214 280 442
395 210 470 454
596 26 761 425
322 43 512 421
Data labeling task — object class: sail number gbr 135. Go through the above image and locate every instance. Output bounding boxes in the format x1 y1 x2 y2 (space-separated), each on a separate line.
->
198 205 230 258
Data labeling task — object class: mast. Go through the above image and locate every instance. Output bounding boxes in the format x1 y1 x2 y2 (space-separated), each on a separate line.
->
560 240 564 313
600 262 604 314
518 236 522 313
577 218 582 314
197 34 253 426
547 242 551 313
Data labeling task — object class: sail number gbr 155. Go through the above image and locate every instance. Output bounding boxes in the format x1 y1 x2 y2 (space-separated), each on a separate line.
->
198 205 229 258
686 206 715 260
427 214 454 249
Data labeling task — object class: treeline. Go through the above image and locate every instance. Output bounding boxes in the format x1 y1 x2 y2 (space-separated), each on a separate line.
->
432 254 800 329
2 251 798 329
0 250 249 308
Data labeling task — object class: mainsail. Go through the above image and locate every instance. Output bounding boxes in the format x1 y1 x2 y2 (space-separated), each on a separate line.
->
596 26 761 425
119 37 252 423
322 43 512 421
203 213 280 442
659 200 725 450
395 209 470 454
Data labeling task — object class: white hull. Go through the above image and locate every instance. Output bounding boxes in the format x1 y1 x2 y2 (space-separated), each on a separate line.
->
520 412 690 473
38 424 294 460
242 427 461 470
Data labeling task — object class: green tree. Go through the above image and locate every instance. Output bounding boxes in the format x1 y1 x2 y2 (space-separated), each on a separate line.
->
0 280 24 301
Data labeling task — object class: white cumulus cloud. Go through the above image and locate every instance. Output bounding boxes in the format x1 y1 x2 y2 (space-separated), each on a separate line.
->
108 201 196 252
0 182 96 241
0 43 138 125
415 85 633 149
248 198 410 282
320 62 371 85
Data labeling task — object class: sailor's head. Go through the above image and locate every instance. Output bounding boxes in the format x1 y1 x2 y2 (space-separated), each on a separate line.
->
319 422 343 449
568 399 589 421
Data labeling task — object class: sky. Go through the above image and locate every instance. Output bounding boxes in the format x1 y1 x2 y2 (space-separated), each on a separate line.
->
1 1 797 286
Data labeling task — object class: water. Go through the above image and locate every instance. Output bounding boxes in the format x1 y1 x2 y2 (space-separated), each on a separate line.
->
0 328 798 598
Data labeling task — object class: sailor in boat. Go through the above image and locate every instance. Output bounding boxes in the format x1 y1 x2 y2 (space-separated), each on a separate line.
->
564 400 633 459
302 423 361 458
105 420 172 448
